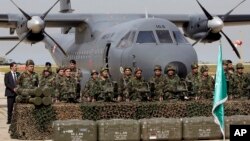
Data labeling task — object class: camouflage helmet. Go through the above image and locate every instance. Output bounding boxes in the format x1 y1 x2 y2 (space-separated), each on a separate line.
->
56 66 64 73
166 65 176 72
134 67 142 74
123 66 132 72
191 63 199 69
100 67 109 73
200 65 209 73
26 59 35 66
154 65 162 71
222 60 228 65
91 69 99 75
236 63 244 69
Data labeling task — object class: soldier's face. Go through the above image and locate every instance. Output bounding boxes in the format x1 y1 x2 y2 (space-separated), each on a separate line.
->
228 63 233 68
237 68 243 74
154 70 161 76
58 70 64 76
192 68 198 73
26 65 34 73
223 65 228 71
101 70 109 78
92 73 98 79
135 71 142 78
124 69 132 76
65 69 71 77
69 63 76 69
203 71 208 76
167 70 174 76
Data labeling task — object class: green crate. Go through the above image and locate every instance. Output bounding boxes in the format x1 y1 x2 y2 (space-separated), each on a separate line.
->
97 119 140 141
182 116 222 140
139 118 182 140
53 119 97 141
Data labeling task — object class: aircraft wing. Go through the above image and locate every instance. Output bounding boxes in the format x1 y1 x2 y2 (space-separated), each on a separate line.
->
152 14 250 26
0 13 86 28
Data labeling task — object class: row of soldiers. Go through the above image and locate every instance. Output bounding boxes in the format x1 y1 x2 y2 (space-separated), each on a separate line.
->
16 59 250 103
16 59 82 103
187 60 250 100
83 61 250 102
82 65 212 102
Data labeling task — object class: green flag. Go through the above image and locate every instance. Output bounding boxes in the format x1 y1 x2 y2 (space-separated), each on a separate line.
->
212 44 228 139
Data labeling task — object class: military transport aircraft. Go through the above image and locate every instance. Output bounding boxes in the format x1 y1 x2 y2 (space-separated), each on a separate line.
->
0 0 250 85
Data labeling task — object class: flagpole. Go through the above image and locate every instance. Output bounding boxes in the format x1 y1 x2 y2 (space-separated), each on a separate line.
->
212 41 228 140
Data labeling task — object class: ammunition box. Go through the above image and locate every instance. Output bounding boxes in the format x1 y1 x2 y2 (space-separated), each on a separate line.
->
182 116 222 140
53 119 97 141
139 118 182 140
97 119 140 141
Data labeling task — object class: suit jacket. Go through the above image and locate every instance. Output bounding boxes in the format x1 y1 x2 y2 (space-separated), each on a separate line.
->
4 71 20 97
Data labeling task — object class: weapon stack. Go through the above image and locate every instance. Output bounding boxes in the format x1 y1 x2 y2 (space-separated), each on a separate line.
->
16 86 53 106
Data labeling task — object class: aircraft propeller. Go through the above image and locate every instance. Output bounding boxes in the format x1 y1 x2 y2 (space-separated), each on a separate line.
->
193 0 246 59
5 0 67 56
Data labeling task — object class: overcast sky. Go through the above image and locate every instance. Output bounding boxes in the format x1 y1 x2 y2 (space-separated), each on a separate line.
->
0 0 249 65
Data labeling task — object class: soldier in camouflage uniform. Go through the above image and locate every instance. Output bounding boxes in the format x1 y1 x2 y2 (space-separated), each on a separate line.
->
98 67 117 102
60 67 77 103
16 59 39 101
222 60 234 99
227 60 235 74
82 70 101 102
118 67 132 102
185 63 200 99
69 59 82 101
125 68 150 102
54 66 65 102
197 65 214 100
39 67 55 88
17 59 39 90
149 65 165 101
231 63 248 99
164 65 180 100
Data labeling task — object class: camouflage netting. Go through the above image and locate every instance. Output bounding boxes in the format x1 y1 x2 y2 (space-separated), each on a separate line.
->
10 100 250 140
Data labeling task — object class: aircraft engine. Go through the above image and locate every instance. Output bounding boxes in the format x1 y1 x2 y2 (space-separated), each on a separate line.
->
183 0 246 59
5 0 67 56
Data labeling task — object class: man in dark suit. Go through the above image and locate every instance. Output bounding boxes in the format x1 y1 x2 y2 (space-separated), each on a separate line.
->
4 62 20 124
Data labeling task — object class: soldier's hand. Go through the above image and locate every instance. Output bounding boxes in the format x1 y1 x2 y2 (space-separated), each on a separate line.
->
117 95 122 102
159 96 163 102
87 96 92 102
91 98 96 102
125 98 130 102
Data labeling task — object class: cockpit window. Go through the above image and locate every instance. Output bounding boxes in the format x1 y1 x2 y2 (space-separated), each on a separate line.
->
117 31 136 48
173 31 188 43
156 30 173 43
136 31 156 43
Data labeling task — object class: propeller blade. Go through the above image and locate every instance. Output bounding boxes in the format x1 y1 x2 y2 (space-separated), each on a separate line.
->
196 0 213 20
5 31 31 55
222 0 246 21
192 29 212 46
220 30 241 59
41 0 60 19
43 31 67 56
10 0 31 20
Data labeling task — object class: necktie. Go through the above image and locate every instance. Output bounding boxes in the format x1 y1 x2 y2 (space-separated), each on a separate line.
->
13 73 17 84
